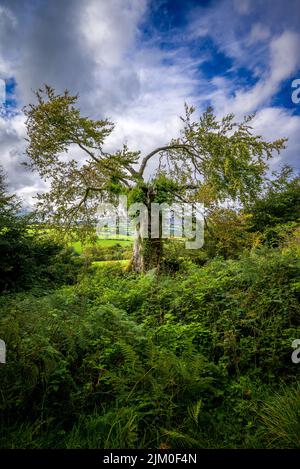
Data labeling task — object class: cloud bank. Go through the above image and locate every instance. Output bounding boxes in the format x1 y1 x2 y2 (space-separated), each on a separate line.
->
0 0 299 205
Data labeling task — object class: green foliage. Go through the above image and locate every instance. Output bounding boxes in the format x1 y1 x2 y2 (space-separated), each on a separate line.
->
24 85 114 176
204 208 255 259
173 105 286 205
82 243 132 262
1 95 298 447
0 237 299 448
23 87 286 271
261 221 299 248
126 184 147 206
255 384 300 448
152 175 180 204
0 168 83 292
248 166 300 232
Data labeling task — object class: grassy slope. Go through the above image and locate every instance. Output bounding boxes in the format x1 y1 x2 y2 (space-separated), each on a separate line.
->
72 238 132 255
0 243 300 448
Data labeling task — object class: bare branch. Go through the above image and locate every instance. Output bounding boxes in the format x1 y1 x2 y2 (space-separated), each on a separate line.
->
76 142 102 164
65 186 105 226
125 164 140 178
138 144 202 177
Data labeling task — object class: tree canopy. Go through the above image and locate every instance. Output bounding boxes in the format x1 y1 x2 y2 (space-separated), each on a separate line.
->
24 86 287 271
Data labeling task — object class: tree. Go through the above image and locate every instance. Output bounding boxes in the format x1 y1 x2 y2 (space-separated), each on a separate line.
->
24 86 286 272
244 166 300 247
204 208 255 259
247 165 300 232
0 167 82 291
0 167 30 290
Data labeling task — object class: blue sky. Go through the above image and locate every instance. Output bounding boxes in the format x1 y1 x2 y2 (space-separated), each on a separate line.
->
0 0 299 204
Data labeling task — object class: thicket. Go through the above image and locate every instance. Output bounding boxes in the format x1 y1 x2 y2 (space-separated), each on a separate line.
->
0 169 84 293
0 242 299 448
0 168 299 448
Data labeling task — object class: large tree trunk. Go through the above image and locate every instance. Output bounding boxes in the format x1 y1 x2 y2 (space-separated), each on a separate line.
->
132 227 143 273
132 233 163 273
131 190 163 273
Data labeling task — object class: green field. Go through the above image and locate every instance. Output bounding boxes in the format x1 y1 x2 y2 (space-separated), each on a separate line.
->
71 237 132 255
92 259 130 267
28 226 133 257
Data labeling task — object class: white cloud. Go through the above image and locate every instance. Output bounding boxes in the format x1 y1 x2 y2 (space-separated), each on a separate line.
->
211 31 300 116
247 23 271 45
0 5 17 77
0 0 299 208
79 0 147 67
233 0 252 15
0 112 48 205
0 0 200 205
252 107 300 170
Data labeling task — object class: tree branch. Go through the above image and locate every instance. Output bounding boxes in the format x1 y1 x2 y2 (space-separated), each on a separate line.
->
76 142 102 164
66 186 104 218
138 144 202 177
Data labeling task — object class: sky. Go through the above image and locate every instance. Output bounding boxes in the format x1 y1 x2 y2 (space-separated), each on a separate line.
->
0 0 299 206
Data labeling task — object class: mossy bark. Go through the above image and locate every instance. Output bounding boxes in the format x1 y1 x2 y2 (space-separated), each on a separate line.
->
131 190 163 273
132 235 163 273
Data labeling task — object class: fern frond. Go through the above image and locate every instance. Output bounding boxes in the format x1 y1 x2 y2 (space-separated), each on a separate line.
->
188 399 202 426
